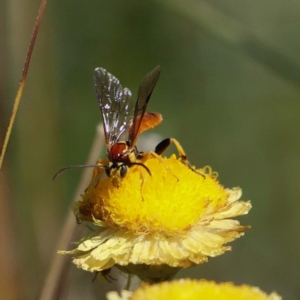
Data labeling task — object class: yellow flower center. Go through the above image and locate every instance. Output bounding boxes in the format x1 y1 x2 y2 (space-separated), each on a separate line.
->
80 153 229 233
123 280 280 300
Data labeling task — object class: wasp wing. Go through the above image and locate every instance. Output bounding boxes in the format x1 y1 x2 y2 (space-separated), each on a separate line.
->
129 65 161 147
94 68 133 149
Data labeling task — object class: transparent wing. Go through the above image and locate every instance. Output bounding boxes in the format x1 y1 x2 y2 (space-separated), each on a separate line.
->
94 68 133 149
129 65 161 146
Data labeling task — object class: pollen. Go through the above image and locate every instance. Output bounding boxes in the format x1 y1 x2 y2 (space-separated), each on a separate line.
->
81 153 229 233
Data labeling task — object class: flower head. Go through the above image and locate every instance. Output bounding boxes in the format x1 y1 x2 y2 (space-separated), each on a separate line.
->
107 279 281 300
59 153 251 282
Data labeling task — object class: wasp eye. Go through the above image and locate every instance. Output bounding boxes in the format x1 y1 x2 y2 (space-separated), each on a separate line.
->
119 165 128 178
105 166 111 177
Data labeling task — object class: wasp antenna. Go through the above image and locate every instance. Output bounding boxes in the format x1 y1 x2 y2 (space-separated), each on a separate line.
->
130 162 152 176
53 163 103 180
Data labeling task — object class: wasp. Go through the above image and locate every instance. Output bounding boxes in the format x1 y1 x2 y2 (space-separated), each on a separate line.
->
54 66 202 183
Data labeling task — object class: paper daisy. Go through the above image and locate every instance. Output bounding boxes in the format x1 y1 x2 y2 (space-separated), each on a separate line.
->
107 279 281 300
59 153 251 282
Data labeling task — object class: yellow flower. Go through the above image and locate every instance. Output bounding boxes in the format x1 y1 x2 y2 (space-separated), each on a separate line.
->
59 153 251 282
107 279 281 300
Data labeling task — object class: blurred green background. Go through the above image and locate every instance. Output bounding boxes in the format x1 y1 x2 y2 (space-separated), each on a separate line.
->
1 0 300 299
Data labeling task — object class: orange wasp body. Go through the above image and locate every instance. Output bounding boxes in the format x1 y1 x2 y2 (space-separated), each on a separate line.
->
93 66 162 180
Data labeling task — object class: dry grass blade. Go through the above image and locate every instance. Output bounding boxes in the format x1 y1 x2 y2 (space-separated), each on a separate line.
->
0 0 47 169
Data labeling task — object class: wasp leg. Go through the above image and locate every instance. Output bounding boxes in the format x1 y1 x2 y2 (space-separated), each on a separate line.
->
146 151 179 181
125 273 132 290
91 269 116 282
92 159 108 186
155 138 205 178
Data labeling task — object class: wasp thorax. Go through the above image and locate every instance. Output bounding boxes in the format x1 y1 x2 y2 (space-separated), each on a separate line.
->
109 142 128 161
